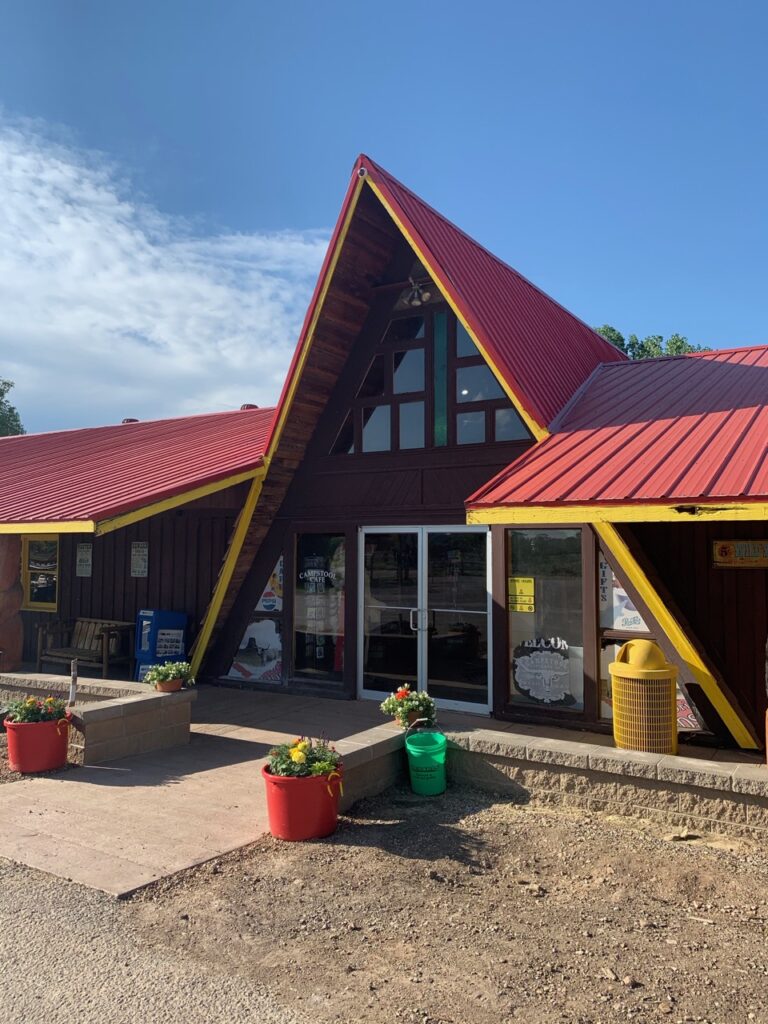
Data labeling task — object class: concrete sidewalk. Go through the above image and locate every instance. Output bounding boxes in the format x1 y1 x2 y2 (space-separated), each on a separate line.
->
0 689 389 897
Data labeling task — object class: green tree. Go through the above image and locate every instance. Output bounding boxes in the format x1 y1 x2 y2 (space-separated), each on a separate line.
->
594 324 627 355
595 325 710 360
0 379 24 436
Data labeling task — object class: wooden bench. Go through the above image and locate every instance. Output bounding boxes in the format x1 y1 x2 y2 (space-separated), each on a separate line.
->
37 617 135 679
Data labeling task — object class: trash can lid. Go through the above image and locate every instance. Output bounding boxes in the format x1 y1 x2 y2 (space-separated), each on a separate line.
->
609 638 677 680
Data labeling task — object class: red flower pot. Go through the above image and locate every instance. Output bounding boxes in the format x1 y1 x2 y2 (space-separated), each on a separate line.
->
4 715 70 773
261 765 343 841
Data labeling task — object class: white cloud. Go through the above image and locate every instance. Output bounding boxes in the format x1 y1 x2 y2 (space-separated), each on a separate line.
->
0 118 330 432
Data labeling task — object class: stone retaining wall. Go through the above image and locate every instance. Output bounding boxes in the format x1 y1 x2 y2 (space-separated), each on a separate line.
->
445 729 768 839
0 672 195 765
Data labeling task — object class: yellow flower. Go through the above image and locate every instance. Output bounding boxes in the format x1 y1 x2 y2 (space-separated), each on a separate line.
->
297 740 310 753
290 749 307 764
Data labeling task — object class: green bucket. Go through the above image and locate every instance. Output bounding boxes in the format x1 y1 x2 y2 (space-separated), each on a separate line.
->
405 730 447 796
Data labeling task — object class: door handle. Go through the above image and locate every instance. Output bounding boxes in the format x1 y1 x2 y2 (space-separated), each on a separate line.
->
409 608 419 632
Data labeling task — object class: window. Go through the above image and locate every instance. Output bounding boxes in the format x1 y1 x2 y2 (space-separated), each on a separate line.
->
330 295 531 455
21 536 59 611
598 553 651 720
507 529 584 711
294 534 345 682
227 555 284 683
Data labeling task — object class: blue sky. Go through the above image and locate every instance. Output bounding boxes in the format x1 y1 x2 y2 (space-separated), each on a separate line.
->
1 0 766 431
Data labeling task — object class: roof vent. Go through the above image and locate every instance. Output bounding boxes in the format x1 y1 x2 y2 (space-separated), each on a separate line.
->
121 418 139 424
240 403 259 410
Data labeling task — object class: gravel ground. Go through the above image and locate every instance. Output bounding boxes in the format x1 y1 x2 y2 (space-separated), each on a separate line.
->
0 858 307 1024
0 733 15 783
2 786 768 1024
132 787 768 1024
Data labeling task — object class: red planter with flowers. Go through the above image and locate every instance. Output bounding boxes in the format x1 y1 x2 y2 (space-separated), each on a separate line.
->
262 765 344 841
3 694 71 773
4 715 70 773
261 737 344 841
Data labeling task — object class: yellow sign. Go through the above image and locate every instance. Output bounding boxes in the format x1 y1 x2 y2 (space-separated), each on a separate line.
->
713 540 768 568
508 576 535 612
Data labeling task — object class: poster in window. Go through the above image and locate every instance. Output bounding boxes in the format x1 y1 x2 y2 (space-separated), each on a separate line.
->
294 534 345 681
75 543 93 578
598 558 647 632
511 637 584 708
256 556 284 613
130 541 149 578
227 618 282 682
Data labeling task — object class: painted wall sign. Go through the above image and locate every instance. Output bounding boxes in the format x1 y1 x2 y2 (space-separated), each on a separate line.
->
130 541 149 578
75 542 93 578
507 575 535 612
713 540 768 568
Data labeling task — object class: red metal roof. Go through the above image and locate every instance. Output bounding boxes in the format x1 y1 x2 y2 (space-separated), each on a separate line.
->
468 346 768 509
0 407 274 526
359 155 626 431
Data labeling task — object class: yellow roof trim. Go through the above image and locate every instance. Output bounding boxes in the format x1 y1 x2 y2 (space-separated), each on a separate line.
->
189 473 265 677
0 520 94 535
93 467 266 536
595 522 759 750
266 176 366 461
467 502 768 525
364 178 550 444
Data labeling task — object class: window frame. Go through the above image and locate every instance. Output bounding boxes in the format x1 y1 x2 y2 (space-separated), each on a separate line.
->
329 303 531 456
449 317 527 446
21 534 59 612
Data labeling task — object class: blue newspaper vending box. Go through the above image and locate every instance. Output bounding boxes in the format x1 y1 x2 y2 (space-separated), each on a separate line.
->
135 609 188 681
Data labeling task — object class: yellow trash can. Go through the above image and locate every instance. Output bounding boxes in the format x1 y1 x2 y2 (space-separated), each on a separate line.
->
610 639 678 755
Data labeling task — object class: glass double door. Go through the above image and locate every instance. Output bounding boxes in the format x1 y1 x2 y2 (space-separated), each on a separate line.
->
358 527 491 712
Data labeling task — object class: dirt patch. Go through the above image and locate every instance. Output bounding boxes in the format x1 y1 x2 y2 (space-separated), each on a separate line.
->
130 786 768 1024
0 733 18 784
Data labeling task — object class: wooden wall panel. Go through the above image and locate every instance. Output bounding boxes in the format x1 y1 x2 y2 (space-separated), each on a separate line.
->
20 486 246 663
630 521 768 733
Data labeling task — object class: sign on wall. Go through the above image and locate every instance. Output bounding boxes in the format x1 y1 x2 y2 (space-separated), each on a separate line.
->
75 543 93 578
713 540 768 568
130 541 149 578
507 576 535 612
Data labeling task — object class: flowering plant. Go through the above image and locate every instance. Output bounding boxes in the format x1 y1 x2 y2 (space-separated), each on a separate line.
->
143 661 195 686
380 685 437 728
266 737 343 778
4 695 69 723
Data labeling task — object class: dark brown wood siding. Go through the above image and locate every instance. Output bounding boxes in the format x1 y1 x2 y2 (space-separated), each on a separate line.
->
629 521 768 734
206 281 536 682
20 484 248 663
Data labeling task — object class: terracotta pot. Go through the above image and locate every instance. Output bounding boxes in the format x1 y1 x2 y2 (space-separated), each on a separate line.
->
262 765 343 841
4 715 70 773
154 678 183 692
